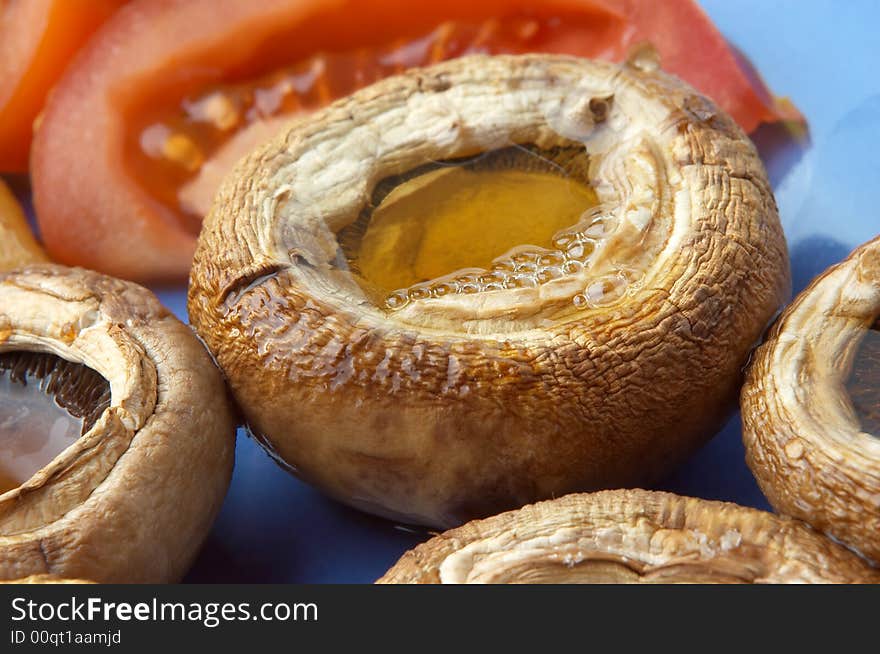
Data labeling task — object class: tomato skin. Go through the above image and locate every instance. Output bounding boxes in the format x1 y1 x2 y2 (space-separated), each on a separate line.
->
0 0 124 172
31 0 800 283
601 0 803 132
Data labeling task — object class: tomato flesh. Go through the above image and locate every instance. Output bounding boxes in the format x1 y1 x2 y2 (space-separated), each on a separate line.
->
0 0 124 172
32 0 802 282
130 15 628 224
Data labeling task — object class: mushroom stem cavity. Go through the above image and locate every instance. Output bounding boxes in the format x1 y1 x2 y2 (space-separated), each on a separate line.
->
847 321 880 436
337 146 602 309
0 351 110 494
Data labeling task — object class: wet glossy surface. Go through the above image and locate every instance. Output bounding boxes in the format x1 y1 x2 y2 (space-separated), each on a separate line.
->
5 0 879 583
338 143 625 313
342 154 598 306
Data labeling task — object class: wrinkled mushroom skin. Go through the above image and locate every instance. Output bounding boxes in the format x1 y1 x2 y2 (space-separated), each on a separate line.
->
378 490 880 583
190 55 790 527
0 265 235 583
742 236 880 563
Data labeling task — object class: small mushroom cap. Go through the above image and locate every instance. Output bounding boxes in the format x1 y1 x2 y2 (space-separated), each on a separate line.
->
742 235 880 563
191 54 789 527
378 489 880 584
0 265 236 583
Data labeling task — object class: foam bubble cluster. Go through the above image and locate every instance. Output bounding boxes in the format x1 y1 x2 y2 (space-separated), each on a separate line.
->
384 209 634 311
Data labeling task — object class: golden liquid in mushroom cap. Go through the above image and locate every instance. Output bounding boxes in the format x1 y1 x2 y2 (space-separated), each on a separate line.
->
305 103 663 329
847 321 880 435
337 146 601 308
0 352 110 494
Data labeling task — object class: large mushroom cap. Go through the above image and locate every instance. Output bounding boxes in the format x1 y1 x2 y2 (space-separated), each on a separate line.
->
190 54 789 527
378 489 879 584
0 265 235 582
742 235 880 563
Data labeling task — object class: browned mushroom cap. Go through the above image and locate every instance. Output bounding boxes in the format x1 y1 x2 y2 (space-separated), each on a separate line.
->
0 574 94 584
0 180 47 271
189 54 789 528
378 490 879 583
0 265 235 582
742 235 880 563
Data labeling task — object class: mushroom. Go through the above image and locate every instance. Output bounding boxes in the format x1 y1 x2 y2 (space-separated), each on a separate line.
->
0 179 47 270
189 54 790 527
0 265 235 582
0 574 93 584
742 235 880 563
378 489 879 583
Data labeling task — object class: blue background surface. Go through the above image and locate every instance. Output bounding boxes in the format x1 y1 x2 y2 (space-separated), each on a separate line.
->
6 1 878 583
170 0 880 583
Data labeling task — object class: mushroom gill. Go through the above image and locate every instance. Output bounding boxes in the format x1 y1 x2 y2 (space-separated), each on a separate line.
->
378 490 880 584
0 351 110 494
847 319 880 436
742 235 880 563
189 54 790 528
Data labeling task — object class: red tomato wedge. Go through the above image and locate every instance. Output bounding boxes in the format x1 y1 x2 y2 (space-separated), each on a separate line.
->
602 0 803 132
0 0 125 172
32 0 802 282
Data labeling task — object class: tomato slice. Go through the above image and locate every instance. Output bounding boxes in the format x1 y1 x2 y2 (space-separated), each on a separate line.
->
0 0 125 172
31 0 802 282
601 0 803 132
